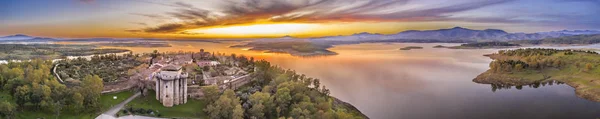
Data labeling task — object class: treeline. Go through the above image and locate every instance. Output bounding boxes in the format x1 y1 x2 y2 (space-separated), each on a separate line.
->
56 53 143 82
201 58 364 119
514 34 600 45
0 59 103 118
497 48 597 57
461 41 520 47
490 48 598 73
0 44 129 60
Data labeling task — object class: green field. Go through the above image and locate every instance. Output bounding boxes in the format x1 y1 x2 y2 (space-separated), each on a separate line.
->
123 90 208 118
100 91 135 111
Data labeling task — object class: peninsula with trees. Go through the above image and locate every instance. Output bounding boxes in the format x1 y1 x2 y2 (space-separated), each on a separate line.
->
231 41 338 56
473 48 600 102
0 49 367 119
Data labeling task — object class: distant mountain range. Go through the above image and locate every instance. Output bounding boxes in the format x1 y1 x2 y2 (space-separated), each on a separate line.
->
0 34 60 43
310 27 600 42
0 35 164 43
2 27 600 43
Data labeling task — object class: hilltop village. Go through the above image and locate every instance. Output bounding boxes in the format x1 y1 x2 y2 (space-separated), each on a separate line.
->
0 49 367 119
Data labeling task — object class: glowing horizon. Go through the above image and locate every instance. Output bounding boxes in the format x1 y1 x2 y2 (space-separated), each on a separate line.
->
186 23 320 37
1 0 599 39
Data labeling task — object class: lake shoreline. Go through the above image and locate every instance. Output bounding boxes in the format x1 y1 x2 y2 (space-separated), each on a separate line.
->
473 49 600 102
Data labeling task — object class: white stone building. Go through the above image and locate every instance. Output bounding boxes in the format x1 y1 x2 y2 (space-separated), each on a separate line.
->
155 65 188 107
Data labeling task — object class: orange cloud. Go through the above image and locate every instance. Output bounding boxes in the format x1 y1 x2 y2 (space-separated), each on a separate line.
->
132 0 515 34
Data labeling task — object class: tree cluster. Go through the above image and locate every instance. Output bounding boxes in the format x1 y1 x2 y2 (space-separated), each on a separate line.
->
461 41 520 47
491 48 600 73
0 60 103 118
56 53 143 82
202 57 363 119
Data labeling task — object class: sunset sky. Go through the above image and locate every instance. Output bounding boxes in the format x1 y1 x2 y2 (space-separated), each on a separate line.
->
1 0 599 39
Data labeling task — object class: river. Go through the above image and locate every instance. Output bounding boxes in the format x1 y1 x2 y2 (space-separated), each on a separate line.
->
103 41 600 119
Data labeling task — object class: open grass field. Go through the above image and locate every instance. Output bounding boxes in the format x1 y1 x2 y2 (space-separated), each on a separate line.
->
124 90 208 118
100 91 135 111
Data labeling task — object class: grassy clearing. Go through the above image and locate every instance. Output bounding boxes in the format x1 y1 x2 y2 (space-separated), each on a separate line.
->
100 91 135 111
124 90 208 118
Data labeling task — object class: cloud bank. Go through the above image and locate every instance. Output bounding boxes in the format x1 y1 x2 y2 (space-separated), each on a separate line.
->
131 0 599 34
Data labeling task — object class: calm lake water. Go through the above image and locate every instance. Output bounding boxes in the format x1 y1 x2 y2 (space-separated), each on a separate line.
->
107 41 600 119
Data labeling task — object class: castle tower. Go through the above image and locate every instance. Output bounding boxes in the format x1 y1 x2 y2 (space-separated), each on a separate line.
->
155 65 188 107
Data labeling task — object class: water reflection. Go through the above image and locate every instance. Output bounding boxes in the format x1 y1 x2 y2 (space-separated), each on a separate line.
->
490 80 567 92
86 41 600 119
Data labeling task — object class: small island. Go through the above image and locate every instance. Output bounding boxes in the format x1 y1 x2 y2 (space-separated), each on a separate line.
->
473 48 600 102
432 45 447 48
231 41 338 56
399 46 423 50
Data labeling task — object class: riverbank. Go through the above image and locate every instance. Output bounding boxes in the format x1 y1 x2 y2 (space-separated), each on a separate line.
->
473 48 600 102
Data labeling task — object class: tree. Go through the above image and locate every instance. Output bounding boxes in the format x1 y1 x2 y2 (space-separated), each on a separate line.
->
205 89 242 119
585 63 593 72
202 85 220 103
321 86 330 97
313 79 321 90
250 103 266 119
553 60 561 68
335 110 354 119
0 101 15 118
14 85 31 107
150 50 159 65
232 105 244 119
514 64 523 71
249 92 272 118
72 92 84 111
274 87 292 116
81 75 103 110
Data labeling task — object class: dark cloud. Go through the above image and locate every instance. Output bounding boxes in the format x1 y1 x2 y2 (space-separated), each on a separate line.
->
144 23 187 33
138 0 517 33
178 31 205 35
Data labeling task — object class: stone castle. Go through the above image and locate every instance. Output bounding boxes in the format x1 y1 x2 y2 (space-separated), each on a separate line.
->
154 65 188 107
